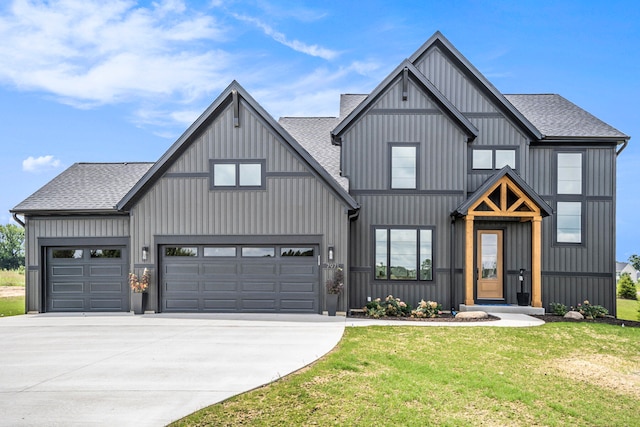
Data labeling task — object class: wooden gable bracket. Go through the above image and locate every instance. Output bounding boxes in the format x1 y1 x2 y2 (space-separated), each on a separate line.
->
467 176 541 218
402 67 408 101
232 89 240 127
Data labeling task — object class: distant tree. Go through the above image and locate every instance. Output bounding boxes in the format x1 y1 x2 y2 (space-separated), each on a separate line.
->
0 224 25 270
618 273 638 300
628 254 640 272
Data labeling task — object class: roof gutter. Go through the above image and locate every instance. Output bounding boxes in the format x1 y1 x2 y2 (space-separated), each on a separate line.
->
12 213 25 227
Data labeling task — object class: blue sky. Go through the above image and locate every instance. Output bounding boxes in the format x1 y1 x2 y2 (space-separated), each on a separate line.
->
1 0 638 260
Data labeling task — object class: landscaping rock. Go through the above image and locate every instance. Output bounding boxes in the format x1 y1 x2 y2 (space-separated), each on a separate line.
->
455 311 489 320
564 311 584 320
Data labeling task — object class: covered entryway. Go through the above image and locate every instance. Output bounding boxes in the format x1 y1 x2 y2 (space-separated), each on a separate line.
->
160 244 320 313
46 246 129 312
454 167 553 308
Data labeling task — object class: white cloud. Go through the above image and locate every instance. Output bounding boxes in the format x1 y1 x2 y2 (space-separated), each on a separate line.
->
0 0 230 107
22 155 62 173
232 14 339 60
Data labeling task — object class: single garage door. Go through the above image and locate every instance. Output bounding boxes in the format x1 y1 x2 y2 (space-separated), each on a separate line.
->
46 246 129 312
161 244 320 313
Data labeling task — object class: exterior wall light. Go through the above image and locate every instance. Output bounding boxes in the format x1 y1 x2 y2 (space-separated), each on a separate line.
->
328 245 335 262
142 246 149 262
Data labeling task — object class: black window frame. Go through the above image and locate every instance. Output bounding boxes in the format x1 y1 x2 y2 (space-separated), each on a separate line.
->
469 146 519 172
552 149 586 246
209 159 266 190
373 226 435 282
389 143 419 190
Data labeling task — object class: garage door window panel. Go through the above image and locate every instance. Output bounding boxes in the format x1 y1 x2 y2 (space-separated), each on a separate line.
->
203 247 237 257
90 249 122 258
280 247 314 257
242 247 275 257
52 249 84 259
165 247 198 257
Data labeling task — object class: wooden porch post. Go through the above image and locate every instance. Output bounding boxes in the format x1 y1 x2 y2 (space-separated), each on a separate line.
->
465 215 475 306
531 216 542 308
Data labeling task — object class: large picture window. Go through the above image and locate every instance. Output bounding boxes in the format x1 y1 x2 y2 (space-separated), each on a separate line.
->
390 145 417 189
374 227 433 281
210 160 265 189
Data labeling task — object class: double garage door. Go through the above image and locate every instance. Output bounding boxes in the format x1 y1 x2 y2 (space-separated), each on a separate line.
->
46 246 128 312
161 244 320 313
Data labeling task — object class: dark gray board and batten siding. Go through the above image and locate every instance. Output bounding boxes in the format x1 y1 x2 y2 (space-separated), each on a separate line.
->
129 96 351 313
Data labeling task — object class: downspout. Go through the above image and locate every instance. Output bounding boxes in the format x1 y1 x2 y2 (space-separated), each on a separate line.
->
616 140 629 156
12 213 25 227
450 214 456 312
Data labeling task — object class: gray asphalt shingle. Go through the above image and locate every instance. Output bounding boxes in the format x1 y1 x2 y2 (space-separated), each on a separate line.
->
12 162 153 212
505 94 628 139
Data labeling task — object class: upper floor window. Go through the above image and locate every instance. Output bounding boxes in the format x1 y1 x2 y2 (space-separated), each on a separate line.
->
374 227 433 281
556 201 582 243
210 160 265 190
390 145 417 189
557 152 582 194
472 149 516 170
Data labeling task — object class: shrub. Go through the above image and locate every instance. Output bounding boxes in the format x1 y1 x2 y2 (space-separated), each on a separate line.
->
411 300 442 318
617 273 638 300
549 302 568 316
364 295 411 318
572 300 608 319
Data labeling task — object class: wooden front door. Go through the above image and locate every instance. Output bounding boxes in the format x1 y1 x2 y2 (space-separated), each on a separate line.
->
477 230 503 300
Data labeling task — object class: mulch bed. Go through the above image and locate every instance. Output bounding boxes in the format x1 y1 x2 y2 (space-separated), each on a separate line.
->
349 312 640 327
348 313 500 322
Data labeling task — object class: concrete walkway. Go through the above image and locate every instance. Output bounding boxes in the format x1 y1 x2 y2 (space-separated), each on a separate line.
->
347 313 545 327
0 312 543 426
0 313 345 427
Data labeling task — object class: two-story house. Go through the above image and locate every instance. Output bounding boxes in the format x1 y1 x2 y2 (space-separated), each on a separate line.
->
11 32 628 316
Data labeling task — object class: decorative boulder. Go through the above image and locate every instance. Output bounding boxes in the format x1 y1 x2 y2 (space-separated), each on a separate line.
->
455 311 489 320
564 311 584 320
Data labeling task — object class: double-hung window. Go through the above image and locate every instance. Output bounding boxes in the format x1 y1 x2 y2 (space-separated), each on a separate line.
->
210 160 265 189
390 145 417 189
555 152 584 244
374 227 433 281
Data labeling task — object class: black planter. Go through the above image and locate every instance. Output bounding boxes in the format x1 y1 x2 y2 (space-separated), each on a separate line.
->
326 294 339 316
516 292 530 306
131 292 147 314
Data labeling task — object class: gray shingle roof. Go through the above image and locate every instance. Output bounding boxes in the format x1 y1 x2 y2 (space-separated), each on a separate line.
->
504 94 629 139
339 94 367 119
278 117 349 190
12 163 153 213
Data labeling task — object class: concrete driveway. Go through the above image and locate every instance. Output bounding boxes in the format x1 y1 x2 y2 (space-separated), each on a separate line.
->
0 313 345 426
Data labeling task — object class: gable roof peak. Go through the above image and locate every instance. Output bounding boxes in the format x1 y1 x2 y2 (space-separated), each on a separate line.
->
332 59 478 144
409 31 544 141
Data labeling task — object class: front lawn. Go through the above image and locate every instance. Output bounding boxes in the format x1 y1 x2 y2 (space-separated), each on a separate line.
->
0 296 25 317
618 298 640 321
173 323 640 427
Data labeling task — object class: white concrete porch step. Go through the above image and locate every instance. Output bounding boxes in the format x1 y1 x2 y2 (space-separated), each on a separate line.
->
459 304 545 315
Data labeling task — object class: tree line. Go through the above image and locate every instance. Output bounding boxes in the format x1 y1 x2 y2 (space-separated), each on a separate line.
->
0 224 24 270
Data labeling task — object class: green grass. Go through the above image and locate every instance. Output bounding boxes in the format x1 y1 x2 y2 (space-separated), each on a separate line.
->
0 269 25 287
617 298 640 321
0 296 25 317
172 324 640 427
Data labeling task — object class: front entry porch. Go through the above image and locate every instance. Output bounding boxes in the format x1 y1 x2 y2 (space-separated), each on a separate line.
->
453 167 553 311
